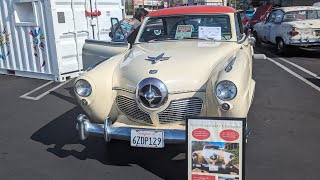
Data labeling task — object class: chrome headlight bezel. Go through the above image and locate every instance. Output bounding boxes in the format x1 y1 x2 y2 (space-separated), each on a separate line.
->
215 80 237 101
75 79 92 97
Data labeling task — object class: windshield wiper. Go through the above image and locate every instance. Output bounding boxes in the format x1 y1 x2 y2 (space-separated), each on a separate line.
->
146 37 178 42
199 37 216 41
181 37 216 41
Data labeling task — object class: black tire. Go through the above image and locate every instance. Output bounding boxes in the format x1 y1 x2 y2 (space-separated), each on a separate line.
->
253 32 261 48
276 38 287 55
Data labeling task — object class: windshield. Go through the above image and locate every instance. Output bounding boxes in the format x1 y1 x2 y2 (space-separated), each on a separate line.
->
138 15 232 42
283 10 320 22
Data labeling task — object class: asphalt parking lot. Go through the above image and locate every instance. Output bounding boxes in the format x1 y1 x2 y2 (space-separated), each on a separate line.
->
0 45 319 180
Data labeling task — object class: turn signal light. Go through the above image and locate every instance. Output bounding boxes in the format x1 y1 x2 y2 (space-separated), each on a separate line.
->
289 31 299 36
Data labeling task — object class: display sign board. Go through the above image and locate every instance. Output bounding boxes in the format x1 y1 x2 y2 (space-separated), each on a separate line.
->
187 117 246 180
198 26 221 40
175 25 193 39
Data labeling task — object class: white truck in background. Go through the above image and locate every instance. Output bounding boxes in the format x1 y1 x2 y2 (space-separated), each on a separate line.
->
0 0 125 82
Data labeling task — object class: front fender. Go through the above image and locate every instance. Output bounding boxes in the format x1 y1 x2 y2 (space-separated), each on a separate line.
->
74 53 125 123
207 50 254 118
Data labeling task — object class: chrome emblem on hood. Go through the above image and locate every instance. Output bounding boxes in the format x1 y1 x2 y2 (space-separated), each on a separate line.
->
136 78 168 108
146 53 170 64
149 70 158 74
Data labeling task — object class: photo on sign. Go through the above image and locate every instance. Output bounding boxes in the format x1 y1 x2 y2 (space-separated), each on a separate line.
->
191 141 240 175
218 176 239 180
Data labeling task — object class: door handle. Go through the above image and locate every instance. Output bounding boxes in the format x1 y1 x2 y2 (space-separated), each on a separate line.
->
63 31 75 35
101 29 110 32
77 30 89 33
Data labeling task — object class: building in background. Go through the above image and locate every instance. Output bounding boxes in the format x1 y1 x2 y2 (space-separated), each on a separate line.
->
250 0 319 7
133 0 163 11
182 0 227 6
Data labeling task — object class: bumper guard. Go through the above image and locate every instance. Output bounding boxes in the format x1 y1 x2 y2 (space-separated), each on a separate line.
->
76 114 186 143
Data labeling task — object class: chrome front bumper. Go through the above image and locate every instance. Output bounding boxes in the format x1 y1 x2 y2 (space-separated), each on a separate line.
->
76 114 186 144
289 38 320 47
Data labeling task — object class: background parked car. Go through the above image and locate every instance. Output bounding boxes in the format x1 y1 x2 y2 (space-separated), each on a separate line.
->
248 4 273 30
253 6 320 54
245 9 255 18
314 2 320 6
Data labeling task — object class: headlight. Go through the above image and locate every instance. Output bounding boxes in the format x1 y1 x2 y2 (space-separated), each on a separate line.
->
215 80 237 101
75 79 92 97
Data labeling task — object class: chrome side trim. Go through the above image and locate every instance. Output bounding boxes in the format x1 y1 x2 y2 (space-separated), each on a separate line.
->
169 89 206 95
112 87 135 94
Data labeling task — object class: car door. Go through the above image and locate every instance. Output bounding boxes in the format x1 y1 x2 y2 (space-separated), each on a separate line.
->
263 10 277 42
268 10 284 44
82 18 128 70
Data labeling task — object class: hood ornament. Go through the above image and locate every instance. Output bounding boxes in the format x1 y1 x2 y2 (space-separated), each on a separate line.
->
146 53 170 64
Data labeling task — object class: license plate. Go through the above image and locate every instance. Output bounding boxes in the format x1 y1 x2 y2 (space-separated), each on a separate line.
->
131 129 164 148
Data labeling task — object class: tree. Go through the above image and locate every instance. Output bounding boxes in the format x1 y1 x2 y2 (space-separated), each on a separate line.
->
192 141 204 151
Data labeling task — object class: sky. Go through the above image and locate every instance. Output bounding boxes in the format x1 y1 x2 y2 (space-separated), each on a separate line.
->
192 141 226 147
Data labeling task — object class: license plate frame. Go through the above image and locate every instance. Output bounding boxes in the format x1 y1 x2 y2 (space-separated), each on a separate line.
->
130 129 164 148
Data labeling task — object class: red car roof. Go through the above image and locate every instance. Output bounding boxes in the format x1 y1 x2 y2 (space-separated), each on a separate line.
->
148 6 236 17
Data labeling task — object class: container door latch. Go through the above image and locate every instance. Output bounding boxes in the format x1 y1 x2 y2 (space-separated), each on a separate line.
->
85 10 101 17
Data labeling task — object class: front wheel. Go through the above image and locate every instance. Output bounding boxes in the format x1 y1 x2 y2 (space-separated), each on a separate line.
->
276 38 287 55
253 32 261 48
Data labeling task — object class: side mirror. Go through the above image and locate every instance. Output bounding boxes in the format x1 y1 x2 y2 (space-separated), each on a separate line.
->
248 36 256 46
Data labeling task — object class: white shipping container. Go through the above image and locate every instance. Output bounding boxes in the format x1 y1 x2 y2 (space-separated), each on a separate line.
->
0 0 124 81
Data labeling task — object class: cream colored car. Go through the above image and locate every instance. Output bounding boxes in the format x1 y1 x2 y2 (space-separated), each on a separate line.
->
74 6 259 148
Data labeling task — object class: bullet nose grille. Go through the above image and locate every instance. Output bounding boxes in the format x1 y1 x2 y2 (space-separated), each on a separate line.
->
158 98 203 124
116 96 152 124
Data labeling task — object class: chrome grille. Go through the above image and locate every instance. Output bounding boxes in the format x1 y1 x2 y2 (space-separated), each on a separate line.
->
158 98 203 124
116 96 152 124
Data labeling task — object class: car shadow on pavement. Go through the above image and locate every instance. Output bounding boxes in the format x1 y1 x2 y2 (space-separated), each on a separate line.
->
30 106 187 180
256 45 320 58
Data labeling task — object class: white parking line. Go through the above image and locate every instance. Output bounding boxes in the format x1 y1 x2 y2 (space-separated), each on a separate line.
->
171 153 185 160
20 79 72 100
257 48 320 79
278 57 320 79
20 81 54 98
266 57 320 93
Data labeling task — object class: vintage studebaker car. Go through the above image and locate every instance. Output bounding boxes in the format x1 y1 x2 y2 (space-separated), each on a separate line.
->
192 145 235 166
74 6 259 148
253 6 320 54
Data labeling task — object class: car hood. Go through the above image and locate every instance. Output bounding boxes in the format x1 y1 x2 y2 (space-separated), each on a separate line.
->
285 19 320 29
113 41 240 92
